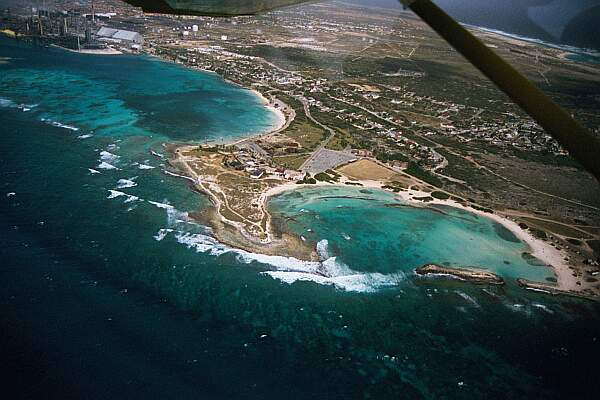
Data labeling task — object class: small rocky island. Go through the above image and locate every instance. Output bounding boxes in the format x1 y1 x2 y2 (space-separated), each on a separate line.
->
415 264 505 285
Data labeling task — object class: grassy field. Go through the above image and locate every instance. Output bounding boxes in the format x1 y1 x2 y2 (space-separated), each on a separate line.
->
272 153 311 170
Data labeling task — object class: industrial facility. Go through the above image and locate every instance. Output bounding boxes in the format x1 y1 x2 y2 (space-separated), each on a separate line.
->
0 1 144 53
96 26 143 48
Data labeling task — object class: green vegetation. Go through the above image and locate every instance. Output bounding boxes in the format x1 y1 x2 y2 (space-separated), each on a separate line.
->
313 170 341 183
405 162 443 187
431 191 450 200
471 204 495 214
509 149 584 170
272 154 310 170
382 180 408 193
520 217 592 239
374 150 410 164
297 174 317 185
530 228 548 240
587 240 600 257
414 196 434 202
326 128 357 151
276 94 326 151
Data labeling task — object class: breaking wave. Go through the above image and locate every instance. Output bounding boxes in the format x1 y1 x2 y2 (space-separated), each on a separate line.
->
0 97 15 108
138 163 155 170
97 150 121 170
0 97 38 112
100 150 119 163
107 190 141 204
116 177 138 189
41 118 80 131
154 228 174 241
152 205 405 293
97 161 119 170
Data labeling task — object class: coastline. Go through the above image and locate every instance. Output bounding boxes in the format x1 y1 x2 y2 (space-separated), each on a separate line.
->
472 25 600 60
152 50 596 299
50 44 123 55
170 144 586 297
167 145 318 261
258 178 594 298
261 179 568 271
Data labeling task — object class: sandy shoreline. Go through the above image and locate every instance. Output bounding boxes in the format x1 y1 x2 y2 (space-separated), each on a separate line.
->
256 178 584 294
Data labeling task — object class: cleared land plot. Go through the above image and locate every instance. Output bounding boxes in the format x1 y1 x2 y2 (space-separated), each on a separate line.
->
337 159 398 181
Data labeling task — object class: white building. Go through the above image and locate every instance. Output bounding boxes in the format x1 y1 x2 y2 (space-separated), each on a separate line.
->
96 27 144 47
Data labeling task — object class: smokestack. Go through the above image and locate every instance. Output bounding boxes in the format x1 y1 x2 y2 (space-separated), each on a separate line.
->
61 17 68 36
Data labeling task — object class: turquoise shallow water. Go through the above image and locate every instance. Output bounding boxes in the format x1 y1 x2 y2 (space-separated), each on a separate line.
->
269 186 553 283
1 37 600 399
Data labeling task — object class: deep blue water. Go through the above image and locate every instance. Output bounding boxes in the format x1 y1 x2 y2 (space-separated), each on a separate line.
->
1 37 600 399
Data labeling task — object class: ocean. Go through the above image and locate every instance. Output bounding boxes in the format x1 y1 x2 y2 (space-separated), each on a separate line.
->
1 36 599 399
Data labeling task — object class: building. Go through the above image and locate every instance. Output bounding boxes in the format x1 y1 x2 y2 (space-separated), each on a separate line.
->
353 149 373 157
96 27 144 47
284 170 306 181
84 13 115 21
249 169 265 179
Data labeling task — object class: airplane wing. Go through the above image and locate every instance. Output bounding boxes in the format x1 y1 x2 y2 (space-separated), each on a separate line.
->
122 0 600 180
121 0 314 16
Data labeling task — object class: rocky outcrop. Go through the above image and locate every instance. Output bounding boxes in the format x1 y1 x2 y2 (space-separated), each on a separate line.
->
415 264 505 285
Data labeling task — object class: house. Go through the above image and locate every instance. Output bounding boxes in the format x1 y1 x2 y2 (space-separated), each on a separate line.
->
249 169 265 179
353 149 373 157
284 170 306 181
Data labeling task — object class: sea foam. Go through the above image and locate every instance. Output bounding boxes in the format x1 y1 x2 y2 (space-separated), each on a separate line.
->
0 97 15 108
41 118 80 131
100 151 119 163
171 230 404 293
116 177 138 189
148 200 403 293
107 190 141 204
97 161 119 170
